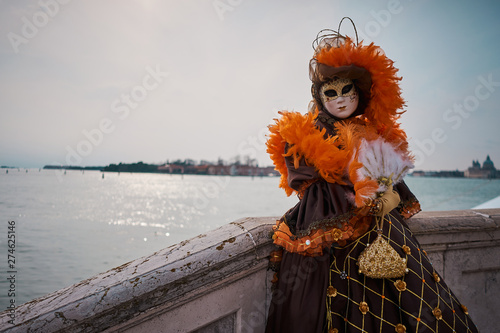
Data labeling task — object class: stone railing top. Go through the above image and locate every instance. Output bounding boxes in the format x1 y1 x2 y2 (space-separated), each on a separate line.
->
406 208 500 234
0 217 277 333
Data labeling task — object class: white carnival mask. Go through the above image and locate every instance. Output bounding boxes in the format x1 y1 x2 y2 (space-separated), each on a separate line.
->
320 78 359 119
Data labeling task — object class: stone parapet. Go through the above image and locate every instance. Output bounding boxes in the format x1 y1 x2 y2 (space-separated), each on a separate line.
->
1 209 499 332
406 208 500 333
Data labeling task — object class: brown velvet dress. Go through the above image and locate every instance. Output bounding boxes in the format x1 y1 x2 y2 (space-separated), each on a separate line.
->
265 115 479 333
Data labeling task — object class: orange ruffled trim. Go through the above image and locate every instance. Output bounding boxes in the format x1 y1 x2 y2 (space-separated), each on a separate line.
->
271 206 372 256
399 198 421 219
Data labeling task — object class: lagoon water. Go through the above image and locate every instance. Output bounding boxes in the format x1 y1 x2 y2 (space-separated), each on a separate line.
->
1 169 500 309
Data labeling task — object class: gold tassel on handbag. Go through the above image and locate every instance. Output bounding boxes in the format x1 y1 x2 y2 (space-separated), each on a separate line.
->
352 137 414 279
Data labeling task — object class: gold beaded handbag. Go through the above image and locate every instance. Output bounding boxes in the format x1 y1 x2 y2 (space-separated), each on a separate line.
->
357 215 408 279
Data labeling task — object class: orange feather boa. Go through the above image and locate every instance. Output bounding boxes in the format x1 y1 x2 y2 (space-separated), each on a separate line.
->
267 111 412 206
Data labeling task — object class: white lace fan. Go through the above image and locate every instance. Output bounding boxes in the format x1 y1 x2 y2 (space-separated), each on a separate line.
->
356 137 414 193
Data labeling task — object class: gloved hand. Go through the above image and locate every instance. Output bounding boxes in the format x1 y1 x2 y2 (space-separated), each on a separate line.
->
375 185 400 217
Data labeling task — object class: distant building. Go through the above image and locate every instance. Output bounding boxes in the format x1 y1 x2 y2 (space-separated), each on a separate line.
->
410 170 464 178
465 155 498 179
157 163 279 177
158 163 209 175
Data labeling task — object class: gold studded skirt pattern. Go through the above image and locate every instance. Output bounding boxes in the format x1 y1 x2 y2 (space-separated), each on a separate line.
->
265 180 478 333
326 212 478 333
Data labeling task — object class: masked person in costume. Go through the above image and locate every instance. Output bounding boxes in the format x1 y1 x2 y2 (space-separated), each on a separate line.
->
265 19 478 333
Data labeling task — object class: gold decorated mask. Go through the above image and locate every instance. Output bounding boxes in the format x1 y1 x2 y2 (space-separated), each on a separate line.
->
319 78 359 119
320 78 357 103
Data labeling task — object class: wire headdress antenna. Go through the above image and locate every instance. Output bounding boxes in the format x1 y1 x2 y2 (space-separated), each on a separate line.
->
312 17 359 52
338 17 359 45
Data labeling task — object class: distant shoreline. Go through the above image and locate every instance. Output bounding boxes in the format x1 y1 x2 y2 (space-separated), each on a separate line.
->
3 162 497 180
42 161 279 177
42 165 104 171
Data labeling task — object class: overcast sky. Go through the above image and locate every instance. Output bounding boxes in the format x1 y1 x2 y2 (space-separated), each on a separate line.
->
1 0 499 171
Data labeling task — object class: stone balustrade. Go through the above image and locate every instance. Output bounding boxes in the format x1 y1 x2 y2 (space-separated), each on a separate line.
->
1 209 499 332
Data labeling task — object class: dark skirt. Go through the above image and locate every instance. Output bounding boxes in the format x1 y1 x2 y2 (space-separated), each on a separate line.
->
266 181 478 333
